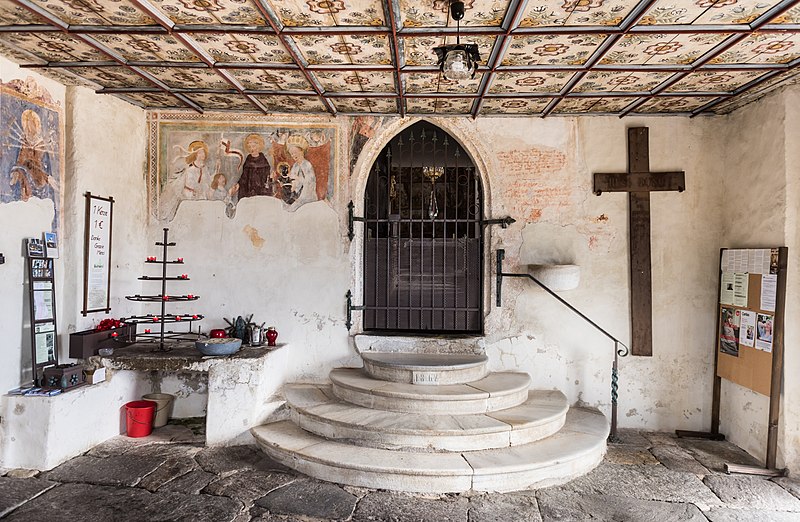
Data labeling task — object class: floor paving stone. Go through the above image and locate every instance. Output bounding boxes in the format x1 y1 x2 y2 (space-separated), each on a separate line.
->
676 438 762 473
468 492 541 522
195 445 289 475
203 470 296 505
650 444 710 475
704 474 800 511
3 482 243 522
774 476 800 500
552 461 722 510
0 477 57 517
704 508 800 521
138 455 198 492
43 453 166 487
254 479 358 520
641 431 681 447
158 469 218 494
351 490 469 522
604 445 660 465
613 429 652 447
536 489 708 521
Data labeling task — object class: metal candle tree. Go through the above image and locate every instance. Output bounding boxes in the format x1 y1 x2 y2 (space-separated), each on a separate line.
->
123 228 203 352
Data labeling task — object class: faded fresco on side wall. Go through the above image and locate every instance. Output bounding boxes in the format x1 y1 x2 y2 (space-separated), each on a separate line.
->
0 77 63 232
153 119 337 221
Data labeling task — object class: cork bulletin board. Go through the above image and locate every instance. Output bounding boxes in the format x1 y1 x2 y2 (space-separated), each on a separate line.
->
715 248 786 397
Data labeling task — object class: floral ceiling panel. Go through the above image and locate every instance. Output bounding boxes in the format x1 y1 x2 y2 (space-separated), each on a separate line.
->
191 34 294 64
121 92 185 108
92 34 202 62
139 66 232 89
253 94 329 112
397 0 508 27
23 0 156 25
264 0 386 27
406 97 476 114
184 92 259 110
572 70 673 92
489 71 575 93
553 96 639 113
69 67 156 88
636 96 711 112
1 0 798 116
711 32 800 65
403 34 497 66
333 97 398 113
290 34 392 65
405 72 483 94
600 33 730 65
665 70 765 93
502 34 608 66
640 0 779 26
314 70 397 92
480 97 552 114
145 0 268 25
518 0 640 27
224 68 312 91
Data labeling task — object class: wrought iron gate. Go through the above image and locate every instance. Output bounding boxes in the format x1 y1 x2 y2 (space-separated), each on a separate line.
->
361 121 483 333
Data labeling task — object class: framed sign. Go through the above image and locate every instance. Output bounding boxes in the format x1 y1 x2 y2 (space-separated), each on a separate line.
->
82 192 114 315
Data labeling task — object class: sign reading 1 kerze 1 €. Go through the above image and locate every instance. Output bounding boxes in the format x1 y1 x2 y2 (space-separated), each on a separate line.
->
83 193 114 314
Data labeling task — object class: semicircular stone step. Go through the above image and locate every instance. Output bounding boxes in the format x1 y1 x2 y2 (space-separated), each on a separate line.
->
251 407 609 494
361 352 489 385
330 368 531 415
285 384 568 451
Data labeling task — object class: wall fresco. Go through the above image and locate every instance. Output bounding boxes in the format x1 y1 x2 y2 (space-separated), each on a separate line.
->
0 76 63 233
153 118 337 220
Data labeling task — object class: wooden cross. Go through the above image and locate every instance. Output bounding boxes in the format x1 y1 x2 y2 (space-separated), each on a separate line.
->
593 127 685 357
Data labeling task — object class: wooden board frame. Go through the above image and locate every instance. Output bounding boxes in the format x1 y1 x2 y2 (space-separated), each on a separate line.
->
81 192 114 316
710 247 787 469
27 255 59 385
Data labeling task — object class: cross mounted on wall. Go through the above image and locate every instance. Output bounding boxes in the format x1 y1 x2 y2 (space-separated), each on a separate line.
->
593 127 685 357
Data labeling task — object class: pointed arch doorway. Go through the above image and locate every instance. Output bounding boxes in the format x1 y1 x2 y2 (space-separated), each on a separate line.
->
362 120 484 334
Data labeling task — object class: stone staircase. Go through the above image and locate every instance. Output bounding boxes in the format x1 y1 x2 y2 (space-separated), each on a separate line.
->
251 352 609 493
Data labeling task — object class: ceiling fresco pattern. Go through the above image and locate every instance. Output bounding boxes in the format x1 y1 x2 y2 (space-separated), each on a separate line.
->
0 0 798 116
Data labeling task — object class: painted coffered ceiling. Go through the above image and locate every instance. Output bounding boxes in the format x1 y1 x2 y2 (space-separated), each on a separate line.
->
1 0 799 116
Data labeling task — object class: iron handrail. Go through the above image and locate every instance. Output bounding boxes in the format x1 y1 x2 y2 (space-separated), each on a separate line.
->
495 249 629 442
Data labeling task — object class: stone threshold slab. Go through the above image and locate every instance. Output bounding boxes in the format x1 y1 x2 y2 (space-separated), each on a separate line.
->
251 407 608 494
330 368 531 414
285 385 568 451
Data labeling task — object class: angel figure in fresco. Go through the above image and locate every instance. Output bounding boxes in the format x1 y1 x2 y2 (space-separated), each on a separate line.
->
8 109 57 203
159 140 212 220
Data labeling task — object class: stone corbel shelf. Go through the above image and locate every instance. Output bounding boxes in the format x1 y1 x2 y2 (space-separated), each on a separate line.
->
527 264 581 292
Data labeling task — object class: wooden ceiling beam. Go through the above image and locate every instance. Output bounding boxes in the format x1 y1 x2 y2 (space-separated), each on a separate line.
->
384 0 405 117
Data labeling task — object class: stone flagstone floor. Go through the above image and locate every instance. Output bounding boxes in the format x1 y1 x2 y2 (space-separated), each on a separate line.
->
1 421 800 521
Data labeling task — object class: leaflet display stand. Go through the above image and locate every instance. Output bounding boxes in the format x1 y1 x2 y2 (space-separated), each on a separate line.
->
27 248 59 385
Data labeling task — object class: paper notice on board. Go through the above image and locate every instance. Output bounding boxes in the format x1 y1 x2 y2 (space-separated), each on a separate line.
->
733 273 749 307
739 310 756 348
761 274 777 312
720 272 735 305
756 313 774 353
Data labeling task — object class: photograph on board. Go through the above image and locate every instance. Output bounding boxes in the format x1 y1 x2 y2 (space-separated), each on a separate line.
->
719 307 740 357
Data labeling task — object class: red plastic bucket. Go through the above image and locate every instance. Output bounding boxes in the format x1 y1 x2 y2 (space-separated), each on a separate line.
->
125 400 157 437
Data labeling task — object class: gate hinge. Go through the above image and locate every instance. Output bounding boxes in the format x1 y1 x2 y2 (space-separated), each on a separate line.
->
345 290 365 330
482 216 515 228
347 201 366 241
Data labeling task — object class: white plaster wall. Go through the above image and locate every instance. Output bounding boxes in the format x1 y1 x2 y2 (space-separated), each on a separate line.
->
716 91 787 465
782 86 800 472
60 86 148 339
155 114 722 435
0 57 66 394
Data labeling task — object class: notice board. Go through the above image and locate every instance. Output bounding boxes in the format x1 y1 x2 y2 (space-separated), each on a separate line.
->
715 248 786 396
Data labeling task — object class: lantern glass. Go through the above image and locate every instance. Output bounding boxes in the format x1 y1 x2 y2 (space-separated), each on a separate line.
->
442 49 471 81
